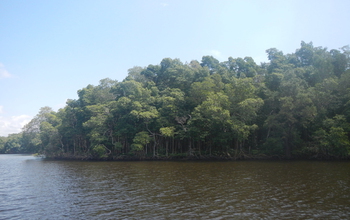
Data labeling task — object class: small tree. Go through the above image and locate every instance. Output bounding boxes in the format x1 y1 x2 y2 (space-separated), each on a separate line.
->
160 126 175 156
131 131 151 156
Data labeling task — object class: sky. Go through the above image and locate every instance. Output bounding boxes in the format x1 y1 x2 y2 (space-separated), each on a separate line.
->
0 0 349 136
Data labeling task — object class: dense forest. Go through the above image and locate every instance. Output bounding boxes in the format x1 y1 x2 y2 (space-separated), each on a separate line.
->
1 42 350 160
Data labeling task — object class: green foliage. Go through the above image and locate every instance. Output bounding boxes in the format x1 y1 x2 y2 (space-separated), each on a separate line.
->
133 131 151 146
160 127 175 137
0 137 5 153
91 144 107 159
310 115 350 158
131 144 144 152
3 134 22 153
265 73 283 91
9 42 350 160
262 137 284 155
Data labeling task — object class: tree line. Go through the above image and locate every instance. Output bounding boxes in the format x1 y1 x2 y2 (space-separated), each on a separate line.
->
1 42 350 159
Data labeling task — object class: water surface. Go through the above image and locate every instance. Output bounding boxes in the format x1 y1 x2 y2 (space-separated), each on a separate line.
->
1 154 350 219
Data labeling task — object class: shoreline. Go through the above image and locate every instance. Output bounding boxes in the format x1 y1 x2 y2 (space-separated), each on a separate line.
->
2 153 349 161
40 154 350 162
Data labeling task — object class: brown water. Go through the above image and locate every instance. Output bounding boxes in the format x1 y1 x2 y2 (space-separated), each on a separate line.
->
1 154 350 219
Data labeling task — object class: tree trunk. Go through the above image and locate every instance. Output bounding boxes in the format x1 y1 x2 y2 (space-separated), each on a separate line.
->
166 139 168 157
234 139 239 159
285 126 293 159
285 138 291 159
153 134 156 157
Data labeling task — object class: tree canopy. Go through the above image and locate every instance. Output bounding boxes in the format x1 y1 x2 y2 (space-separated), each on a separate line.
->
2 42 350 160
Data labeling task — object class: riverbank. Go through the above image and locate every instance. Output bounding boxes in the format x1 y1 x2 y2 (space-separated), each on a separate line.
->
41 153 350 161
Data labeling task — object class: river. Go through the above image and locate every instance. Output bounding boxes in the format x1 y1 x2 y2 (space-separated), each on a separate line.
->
1 154 350 219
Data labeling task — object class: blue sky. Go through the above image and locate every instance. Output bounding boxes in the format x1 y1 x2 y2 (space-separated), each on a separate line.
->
1 0 349 136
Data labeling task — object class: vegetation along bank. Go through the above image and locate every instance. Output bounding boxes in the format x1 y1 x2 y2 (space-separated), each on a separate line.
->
1 42 350 160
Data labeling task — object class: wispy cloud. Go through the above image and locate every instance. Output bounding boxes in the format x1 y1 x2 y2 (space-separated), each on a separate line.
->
0 106 32 136
160 2 169 7
0 63 12 79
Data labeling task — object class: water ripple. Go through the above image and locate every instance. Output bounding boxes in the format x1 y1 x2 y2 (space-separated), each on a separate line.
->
1 156 350 219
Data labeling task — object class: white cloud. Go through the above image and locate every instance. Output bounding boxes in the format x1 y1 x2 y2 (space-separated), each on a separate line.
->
160 2 169 7
0 63 12 79
0 107 32 136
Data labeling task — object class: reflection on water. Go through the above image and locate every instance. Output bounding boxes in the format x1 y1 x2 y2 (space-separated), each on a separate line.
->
1 154 350 219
